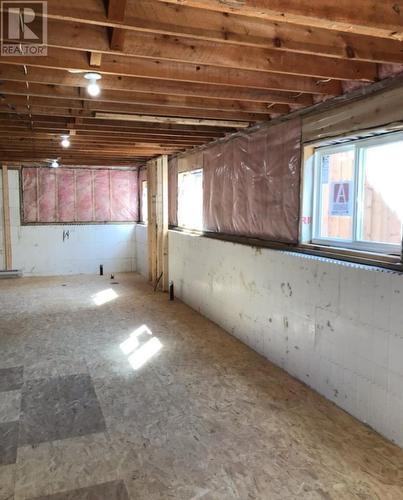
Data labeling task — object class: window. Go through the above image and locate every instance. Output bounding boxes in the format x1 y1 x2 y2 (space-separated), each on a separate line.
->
177 169 203 230
141 180 148 223
307 133 403 256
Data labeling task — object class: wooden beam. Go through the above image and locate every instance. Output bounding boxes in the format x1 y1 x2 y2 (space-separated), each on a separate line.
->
95 112 250 127
2 165 12 270
107 0 127 22
154 0 403 40
147 155 168 290
110 28 126 51
108 0 127 50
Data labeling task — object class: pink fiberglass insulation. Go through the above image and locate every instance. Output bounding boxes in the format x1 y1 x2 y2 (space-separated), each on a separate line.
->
110 170 138 221
22 168 38 222
38 168 57 222
94 170 111 221
75 170 94 221
203 117 301 243
22 167 138 223
138 168 147 222
57 169 75 222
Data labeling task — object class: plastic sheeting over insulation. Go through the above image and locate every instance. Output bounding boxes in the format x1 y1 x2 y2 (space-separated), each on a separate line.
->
22 167 138 223
203 118 301 243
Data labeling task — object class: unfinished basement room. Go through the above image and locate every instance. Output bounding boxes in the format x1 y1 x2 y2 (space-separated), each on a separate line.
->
1 1 403 499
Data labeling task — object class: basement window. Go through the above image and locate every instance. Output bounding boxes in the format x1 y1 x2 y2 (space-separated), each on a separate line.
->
303 133 403 257
177 169 203 230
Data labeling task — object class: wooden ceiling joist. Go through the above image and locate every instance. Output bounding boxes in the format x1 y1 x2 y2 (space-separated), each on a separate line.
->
6 20 377 81
151 0 403 40
0 81 291 114
39 0 403 61
0 0 401 164
0 65 314 104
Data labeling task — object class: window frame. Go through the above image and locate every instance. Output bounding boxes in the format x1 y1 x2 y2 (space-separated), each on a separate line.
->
310 132 403 256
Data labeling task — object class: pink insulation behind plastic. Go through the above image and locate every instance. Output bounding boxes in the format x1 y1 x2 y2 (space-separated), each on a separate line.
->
110 170 138 221
22 167 138 223
75 170 94 221
138 168 147 222
203 117 301 243
22 168 38 222
57 169 75 222
94 170 111 221
38 168 57 222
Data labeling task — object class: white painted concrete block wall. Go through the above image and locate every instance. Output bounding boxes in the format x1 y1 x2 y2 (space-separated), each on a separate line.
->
169 230 403 448
134 224 148 279
8 170 136 276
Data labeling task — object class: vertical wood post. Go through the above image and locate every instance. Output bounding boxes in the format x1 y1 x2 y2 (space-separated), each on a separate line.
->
2 165 12 270
147 155 168 291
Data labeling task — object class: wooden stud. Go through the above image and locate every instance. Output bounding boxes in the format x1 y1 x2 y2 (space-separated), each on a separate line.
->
147 155 169 290
2 165 12 270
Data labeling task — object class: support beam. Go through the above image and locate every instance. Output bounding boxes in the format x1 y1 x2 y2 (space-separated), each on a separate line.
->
2 165 12 271
108 0 127 22
108 0 127 51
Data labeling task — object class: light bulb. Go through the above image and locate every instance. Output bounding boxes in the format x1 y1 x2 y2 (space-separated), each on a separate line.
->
87 80 100 97
61 137 70 148
84 72 102 98
51 160 59 168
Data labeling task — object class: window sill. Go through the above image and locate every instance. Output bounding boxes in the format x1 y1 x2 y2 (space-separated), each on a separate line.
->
169 227 403 273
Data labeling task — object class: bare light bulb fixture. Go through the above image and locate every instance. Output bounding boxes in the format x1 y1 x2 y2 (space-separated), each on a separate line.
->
50 160 59 168
84 72 102 97
61 135 70 148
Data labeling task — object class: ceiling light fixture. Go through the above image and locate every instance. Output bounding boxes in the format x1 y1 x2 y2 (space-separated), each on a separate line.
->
84 72 102 97
50 160 59 168
61 134 70 148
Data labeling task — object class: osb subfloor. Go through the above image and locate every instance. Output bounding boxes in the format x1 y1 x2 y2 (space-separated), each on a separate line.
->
0 273 402 500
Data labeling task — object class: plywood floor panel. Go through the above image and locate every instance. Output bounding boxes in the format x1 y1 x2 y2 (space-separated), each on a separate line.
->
0 273 402 499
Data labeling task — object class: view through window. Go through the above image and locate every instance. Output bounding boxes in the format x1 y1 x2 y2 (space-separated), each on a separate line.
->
311 133 403 255
177 169 203 230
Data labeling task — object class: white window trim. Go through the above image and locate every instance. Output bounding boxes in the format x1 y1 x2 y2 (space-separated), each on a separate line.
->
309 132 403 256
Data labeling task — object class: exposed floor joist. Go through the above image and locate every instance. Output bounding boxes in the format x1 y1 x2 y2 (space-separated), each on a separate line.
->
0 0 401 164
